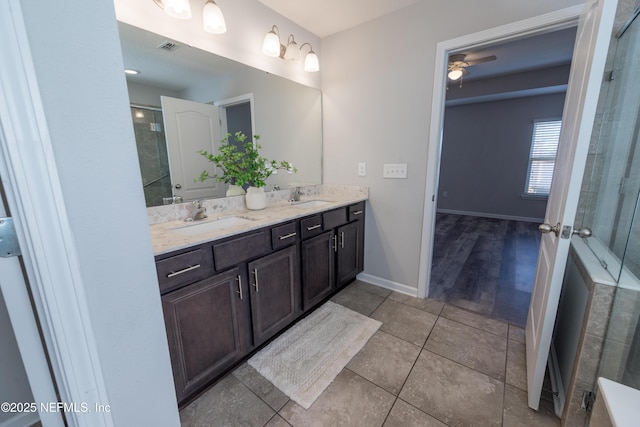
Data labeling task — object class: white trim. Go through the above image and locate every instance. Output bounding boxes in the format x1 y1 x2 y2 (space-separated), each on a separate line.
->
436 208 543 223
0 2 114 426
214 93 256 140
356 273 417 297
0 411 40 427
548 343 565 417
417 5 583 299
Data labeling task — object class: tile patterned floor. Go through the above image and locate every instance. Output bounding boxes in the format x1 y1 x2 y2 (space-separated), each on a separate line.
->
180 281 559 427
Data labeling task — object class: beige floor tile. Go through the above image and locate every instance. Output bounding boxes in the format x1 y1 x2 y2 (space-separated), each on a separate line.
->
347 330 421 395
442 304 508 337
332 285 386 316
279 369 395 427
509 324 526 344
388 291 445 316
506 338 527 391
179 375 275 427
503 384 560 427
232 363 289 411
351 280 393 298
399 350 504 427
424 317 507 381
383 399 447 427
371 299 438 346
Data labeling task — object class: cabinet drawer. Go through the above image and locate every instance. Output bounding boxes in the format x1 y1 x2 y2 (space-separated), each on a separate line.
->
271 221 297 250
323 207 348 230
301 215 323 240
156 246 214 294
213 230 270 271
349 202 365 221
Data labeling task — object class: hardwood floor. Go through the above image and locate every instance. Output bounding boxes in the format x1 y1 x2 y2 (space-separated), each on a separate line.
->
429 213 541 326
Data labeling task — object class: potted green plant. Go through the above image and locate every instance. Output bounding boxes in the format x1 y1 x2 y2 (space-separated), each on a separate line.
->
196 131 296 209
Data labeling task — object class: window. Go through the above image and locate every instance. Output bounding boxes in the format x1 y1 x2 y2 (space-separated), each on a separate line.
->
525 119 562 196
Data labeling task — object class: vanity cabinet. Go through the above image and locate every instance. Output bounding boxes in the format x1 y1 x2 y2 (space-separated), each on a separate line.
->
155 200 365 405
300 202 366 310
161 267 248 403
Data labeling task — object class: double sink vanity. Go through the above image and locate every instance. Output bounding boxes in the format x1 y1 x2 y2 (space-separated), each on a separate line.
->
149 185 368 404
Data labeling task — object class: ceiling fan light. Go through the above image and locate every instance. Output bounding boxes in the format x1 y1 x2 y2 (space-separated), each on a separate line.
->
262 29 281 57
304 51 319 72
162 0 192 19
448 68 463 80
203 0 226 34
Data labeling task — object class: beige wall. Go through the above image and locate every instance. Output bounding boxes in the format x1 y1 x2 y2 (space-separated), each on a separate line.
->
321 0 584 291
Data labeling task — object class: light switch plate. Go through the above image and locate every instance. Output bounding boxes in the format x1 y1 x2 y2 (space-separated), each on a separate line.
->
383 163 408 179
358 162 366 176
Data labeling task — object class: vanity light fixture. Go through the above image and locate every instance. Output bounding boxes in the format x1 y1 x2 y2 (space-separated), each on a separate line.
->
153 0 227 34
262 25 319 72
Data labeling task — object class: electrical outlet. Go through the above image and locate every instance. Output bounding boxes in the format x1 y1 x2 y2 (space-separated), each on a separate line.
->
383 164 408 179
358 162 366 176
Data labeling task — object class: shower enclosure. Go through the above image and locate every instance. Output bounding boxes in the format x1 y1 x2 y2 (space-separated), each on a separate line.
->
574 0 640 417
130 105 173 207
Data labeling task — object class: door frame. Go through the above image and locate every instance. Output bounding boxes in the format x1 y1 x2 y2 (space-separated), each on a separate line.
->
417 5 583 299
215 93 256 139
0 1 113 425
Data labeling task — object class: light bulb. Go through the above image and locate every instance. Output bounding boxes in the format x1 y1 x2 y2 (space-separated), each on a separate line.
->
163 0 192 19
203 0 226 34
448 68 463 80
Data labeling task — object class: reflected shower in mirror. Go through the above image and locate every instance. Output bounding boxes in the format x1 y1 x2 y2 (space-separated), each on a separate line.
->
118 22 323 207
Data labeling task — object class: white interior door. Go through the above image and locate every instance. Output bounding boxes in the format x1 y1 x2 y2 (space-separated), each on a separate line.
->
526 0 618 410
161 96 224 201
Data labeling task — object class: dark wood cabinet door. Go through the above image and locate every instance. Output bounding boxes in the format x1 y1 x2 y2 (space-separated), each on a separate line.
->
301 231 335 310
248 246 300 346
337 221 361 287
161 268 248 402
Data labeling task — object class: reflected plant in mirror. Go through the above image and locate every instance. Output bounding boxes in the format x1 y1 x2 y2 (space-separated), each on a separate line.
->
196 132 296 194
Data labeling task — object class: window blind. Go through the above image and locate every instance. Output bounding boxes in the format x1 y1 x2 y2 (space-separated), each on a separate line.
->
525 120 562 196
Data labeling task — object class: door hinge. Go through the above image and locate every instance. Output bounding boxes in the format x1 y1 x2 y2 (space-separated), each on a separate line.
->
581 391 595 412
0 217 21 257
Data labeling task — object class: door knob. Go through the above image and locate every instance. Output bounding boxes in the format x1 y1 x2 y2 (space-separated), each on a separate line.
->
572 227 592 238
175 183 182 189
539 222 561 236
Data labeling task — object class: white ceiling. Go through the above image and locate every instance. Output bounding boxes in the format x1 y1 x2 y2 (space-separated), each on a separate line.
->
256 0 423 38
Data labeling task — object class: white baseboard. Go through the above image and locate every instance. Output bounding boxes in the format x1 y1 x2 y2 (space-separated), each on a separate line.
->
548 343 565 418
0 412 39 427
436 208 543 223
356 273 418 297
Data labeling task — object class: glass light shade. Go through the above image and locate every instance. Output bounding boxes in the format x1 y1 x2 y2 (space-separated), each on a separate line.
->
262 31 281 57
163 0 192 19
202 0 226 34
284 40 300 61
448 68 463 80
304 51 319 72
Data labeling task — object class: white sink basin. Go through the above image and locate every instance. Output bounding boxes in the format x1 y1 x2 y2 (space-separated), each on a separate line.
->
171 216 254 236
291 200 332 209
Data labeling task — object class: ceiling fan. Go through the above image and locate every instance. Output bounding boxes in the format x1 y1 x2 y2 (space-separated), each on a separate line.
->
447 53 497 81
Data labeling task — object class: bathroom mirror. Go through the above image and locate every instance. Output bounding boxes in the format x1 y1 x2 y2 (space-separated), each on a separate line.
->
118 22 323 207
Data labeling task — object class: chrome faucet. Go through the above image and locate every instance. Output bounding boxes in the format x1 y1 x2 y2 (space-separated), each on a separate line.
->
290 187 302 202
185 200 208 222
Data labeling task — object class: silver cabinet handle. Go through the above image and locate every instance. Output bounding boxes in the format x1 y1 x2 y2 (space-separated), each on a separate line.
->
332 235 337 252
340 231 345 248
352 210 363 215
279 232 297 240
167 264 201 278
236 275 243 300
306 224 321 231
252 268 259 292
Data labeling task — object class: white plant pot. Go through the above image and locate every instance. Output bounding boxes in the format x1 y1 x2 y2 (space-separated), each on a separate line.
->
245 186 266 210
226 184 246 197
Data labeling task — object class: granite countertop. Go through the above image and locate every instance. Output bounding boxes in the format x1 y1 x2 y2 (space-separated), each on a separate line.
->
150 194 367 256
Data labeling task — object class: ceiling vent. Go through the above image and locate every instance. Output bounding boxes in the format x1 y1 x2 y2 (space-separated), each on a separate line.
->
157 41 180 52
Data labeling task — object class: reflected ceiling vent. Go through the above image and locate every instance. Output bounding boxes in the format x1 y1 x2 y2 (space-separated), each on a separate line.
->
157 41 180 52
